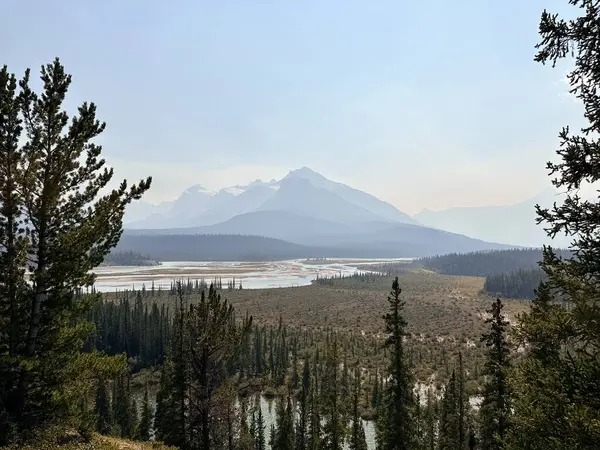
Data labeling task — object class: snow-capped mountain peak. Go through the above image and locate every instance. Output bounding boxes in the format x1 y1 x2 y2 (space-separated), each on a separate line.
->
183 185 214 195
125 167 417 228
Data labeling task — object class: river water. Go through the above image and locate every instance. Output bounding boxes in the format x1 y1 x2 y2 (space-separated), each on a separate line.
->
93 258 412 292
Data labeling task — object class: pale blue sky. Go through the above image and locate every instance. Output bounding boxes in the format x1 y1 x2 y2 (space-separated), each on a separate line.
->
1 0 583 213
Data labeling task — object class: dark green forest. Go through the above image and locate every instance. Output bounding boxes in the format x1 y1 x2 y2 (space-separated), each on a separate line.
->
3 2 600 449
102 250 160 267
417 249 573 299
483 268 547 300
115 233 320 261
417 248 572 277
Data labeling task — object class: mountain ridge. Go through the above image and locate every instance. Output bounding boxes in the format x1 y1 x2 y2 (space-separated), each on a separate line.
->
413 188 571 247
124 167 418 228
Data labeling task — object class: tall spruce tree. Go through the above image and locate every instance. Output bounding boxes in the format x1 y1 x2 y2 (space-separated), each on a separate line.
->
507 3 600 448
321 336 347 450
94 379 112 435
155 284 188 448
186 284 252 450
296 359 311 450
349 363 368 450
137 387 153 441
457 352 468 450
255 399 267 450
0 65 27 444
0 59 150 444
479 299 511 450
438 370 460 450
272 396 295 450
307 375 322 450
376 277 413 450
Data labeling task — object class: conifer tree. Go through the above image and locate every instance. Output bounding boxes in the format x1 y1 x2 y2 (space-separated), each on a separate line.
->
154 365 169 443
349 364 367 450
438 370 460 450
307 379 322 450
0 59 151 442
94 379 112 435
255 400 267 450
112 374 136 438
238 397 254 450
137 387 153 441
457 351 470 449
155 285 187 448
321 336 347 450
272 396 295 450
423 387 437 450
0 65 28 444
296 359 311 450
129 398 139 440
186 284 252 449
376 277 413 450
504 4 600 448
479 299 511 450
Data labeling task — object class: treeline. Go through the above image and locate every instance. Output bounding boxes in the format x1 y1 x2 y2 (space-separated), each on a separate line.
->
417 248 571 277
116 233 319 261
102 249 160 266
484 268 547 299
85 293 171 371
313 271 387 286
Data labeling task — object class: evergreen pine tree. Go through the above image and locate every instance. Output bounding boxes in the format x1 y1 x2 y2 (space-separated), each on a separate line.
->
94 379 112 435
457 352 470 449
321 336 347 450
112 374 136 438
272 396 295 450
128 398 139 440
137 387 153 441
307 378 322 450
0 59 150 443
256 400 267 450
349 363 367 450
0 64 28 444
506 3 600 447
186 284 252 450
423 387 437 450
376 277 413 450
438 370 460 450
479 299 511 450
296 359 311 450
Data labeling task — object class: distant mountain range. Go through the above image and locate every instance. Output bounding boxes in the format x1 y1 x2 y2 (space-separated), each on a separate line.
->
125 167 417 228
120 167 516 260
413 188 573 248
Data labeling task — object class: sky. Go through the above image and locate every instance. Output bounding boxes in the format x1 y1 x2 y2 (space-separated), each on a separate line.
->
1 0 587 214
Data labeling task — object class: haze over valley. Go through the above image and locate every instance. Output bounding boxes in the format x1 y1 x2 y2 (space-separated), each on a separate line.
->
119 166 570 260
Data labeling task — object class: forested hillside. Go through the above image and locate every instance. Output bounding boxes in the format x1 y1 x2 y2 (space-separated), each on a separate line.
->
417 248 572 277
115 233 320 261
484 268 547 300
102 250 160 266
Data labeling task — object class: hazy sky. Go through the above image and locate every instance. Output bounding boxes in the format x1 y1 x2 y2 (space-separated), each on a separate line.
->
1 0 587 214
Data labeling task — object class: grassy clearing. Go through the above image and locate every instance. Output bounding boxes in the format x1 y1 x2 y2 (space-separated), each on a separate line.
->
3 432 174 450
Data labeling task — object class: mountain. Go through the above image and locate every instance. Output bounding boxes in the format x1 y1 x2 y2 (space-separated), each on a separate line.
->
122 209 513 260
115 234 320 261
413 188 572 248
281 167 417 224
255 177 385 223
125 168 416 229
122 167 518 258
